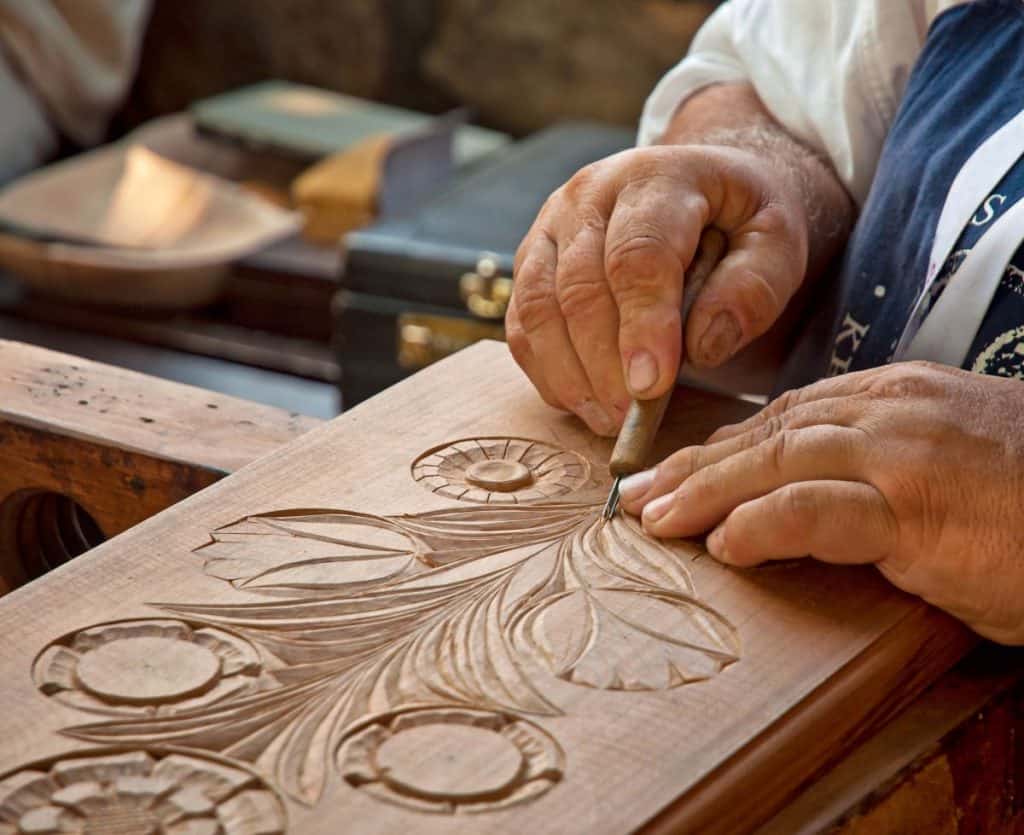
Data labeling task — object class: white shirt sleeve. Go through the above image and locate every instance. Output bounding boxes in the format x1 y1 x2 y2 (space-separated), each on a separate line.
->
638 0 967 205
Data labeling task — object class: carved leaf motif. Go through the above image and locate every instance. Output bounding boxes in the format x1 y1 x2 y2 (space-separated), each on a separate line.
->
511 515 740 690
519 587 739 690
196 512 424 597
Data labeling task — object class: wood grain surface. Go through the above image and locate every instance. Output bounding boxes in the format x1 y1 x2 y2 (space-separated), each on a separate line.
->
0 341 975 834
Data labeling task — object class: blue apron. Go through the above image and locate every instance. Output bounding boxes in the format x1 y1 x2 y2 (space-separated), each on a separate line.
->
778 0 1024 390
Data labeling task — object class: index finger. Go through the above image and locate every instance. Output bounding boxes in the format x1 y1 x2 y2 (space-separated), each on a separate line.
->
604 180 708 398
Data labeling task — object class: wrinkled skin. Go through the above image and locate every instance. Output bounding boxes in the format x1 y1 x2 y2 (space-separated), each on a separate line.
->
619 362 1024 644
506 143 808 436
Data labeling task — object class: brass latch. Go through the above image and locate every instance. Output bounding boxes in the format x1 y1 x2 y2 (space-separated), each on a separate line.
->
397 313 505 370
459 254 513 320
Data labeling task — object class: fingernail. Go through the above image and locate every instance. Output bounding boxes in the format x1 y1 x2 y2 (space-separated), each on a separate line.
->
707 525 725 558
577 400 616 436
619 469 655 501
627 350 659 394
643 491 676 524
697 312 742 366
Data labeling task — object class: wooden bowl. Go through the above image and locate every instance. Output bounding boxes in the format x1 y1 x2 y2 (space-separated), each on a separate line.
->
0 233 229 309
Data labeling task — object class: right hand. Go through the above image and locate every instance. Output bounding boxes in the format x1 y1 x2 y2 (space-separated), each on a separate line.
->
506 144 810 436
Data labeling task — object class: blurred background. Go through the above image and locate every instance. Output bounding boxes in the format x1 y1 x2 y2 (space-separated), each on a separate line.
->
0 0 718 419
123 0 717 135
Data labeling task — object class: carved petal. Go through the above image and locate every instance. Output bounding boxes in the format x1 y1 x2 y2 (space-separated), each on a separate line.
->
50 752 154 786
218 789 286 834
33 646 79 695
520 587 739 691
0 771 58 823
17 804 72 834
191 629 261 677
150 755 254 803
579 515 702 594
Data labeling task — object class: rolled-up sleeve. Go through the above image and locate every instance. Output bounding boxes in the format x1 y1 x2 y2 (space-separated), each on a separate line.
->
638 0 950 206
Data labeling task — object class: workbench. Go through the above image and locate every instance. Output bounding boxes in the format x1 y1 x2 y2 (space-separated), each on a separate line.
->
0 338 1020 834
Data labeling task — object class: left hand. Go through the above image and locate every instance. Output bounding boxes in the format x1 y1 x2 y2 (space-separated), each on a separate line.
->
618 361 1024 644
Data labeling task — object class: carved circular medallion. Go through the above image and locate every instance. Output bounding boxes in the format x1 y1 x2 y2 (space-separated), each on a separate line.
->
33 620 265 717
376 723 524 800
464 459 534 492
337 706 564 813
412 437 590 503
76 637 221 705
0 748 286 835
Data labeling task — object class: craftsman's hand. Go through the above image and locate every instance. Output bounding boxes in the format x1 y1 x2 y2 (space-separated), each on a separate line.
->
619 362 1024 644
506 143 809 436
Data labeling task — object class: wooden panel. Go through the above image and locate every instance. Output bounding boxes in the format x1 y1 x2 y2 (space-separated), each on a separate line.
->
0 341 974 834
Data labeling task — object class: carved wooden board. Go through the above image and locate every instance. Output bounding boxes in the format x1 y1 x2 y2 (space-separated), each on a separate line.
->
0 341 973 834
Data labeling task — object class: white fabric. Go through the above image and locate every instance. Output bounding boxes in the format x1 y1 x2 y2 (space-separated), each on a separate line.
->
638 0 970 206
0 58 57 184
0 1 150 155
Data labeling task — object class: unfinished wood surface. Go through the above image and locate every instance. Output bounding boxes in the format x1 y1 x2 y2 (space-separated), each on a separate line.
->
0 340 318 592
0 340 318 472
0 341 975 834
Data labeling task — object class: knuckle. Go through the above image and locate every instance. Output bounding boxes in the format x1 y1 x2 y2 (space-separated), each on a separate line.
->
765 428 797 472
514 246 555 285
706 425 734 444
513 238 533 275
758 201 804 243
557 281 607 323
538 188 562 216
728 270 782 336
750 415 786 448
777 484 817 530
562 163 601 201
555 252 608 322
505 323 529 360
870 363 942 400
511 283 558 333
666 445 704 479
666 487 690 513
765 388 798 417
605 236 674 292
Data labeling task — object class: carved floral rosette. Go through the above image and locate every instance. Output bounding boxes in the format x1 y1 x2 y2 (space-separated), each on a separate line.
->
411 437 591 503
33 619 268 717
0 749 285 835
337 707 564 814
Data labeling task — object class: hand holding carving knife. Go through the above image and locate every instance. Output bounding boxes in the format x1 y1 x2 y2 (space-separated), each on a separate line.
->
603 227 728 519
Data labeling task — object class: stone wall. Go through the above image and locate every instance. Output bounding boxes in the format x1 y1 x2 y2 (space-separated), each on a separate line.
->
123 0 718 136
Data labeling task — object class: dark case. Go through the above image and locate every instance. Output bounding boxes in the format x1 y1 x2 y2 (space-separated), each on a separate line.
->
336 121 635 406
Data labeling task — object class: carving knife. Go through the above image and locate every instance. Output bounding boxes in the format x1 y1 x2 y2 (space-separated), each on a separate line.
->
602 227 728 519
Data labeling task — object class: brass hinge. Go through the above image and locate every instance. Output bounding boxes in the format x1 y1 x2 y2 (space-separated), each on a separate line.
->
397 313 505 370
459 254 513 320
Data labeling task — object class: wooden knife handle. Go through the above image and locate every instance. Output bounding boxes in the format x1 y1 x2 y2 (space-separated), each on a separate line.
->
608 227 728 476
610 391 674 476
